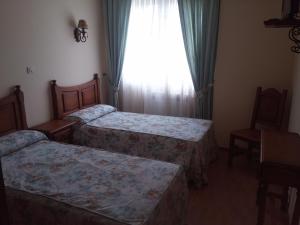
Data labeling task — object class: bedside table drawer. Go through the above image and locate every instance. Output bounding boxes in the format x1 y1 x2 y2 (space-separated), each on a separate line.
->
53 128 73 143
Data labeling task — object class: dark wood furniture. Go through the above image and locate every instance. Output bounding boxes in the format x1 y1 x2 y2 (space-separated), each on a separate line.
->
51 74 100 119
257 130 300 225
0 86 27 136
228 87 288 167
0 86 26 225
264 0 300 28
32 120 77 143
0 161 9 225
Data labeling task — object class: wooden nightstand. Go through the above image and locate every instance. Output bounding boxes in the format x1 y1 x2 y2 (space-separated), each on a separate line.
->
31 120 77 143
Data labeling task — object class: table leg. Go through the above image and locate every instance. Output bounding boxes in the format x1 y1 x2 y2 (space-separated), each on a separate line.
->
228 135 234 167
247 142 253 162
292 189 300 225
257 183 268 225
256 181 262 205
281 186 289 212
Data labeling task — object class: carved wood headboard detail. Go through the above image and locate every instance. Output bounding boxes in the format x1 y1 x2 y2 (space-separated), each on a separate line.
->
50 74 101 119
0 86 28 137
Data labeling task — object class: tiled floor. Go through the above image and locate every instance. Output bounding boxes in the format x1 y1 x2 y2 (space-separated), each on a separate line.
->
187 151 290 225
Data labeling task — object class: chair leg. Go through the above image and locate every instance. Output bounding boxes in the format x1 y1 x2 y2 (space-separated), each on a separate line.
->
257 183 268 225
228 135 235 167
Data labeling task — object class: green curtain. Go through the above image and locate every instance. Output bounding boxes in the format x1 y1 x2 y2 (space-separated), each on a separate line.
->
178 0 220 119
103 0 132 107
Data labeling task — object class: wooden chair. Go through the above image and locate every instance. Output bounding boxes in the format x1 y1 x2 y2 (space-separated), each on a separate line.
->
0 160 10 225
228 87 288 167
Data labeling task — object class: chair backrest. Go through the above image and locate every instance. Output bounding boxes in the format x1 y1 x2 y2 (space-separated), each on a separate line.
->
250 87 288 130
0 160 9 225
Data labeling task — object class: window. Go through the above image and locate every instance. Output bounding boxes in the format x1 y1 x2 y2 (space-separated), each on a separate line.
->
120 0 195 117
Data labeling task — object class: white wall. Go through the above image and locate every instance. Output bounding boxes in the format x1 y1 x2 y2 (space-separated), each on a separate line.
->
213 0 295 147
0 0 106 127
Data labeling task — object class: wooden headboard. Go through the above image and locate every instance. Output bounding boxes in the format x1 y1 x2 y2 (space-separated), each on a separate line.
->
50 74 101 119
0 86 28 137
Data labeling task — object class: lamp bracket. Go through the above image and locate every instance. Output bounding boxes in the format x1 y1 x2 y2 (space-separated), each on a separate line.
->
289 26 300 53
74 28 81 42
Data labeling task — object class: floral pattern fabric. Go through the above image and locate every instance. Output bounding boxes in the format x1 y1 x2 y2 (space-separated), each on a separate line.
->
88 112 212 142
73 112 218 187
2 140 188 225
0 130 47 157
65 104 117 124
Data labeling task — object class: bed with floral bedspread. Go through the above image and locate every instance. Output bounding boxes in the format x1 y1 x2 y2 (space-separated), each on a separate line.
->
0 130 188 225
65 105 218 187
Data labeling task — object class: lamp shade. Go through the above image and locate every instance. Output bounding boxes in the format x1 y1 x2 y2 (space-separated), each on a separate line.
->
78 19 88 29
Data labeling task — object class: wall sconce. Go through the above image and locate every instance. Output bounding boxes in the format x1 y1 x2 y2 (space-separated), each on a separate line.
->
74 20 88 43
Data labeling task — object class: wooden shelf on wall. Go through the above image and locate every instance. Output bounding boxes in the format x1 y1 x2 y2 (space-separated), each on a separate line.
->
263 0 300 53
264 17 300 28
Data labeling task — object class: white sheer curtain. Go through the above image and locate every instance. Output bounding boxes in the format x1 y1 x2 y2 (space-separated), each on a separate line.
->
120 0 195 118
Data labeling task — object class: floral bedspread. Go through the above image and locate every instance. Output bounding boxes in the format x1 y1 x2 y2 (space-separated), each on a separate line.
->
72 112 218 187
2 140 188 225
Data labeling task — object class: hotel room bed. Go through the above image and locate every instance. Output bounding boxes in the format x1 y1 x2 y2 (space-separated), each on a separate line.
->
51 75 218 187
0 87 188 225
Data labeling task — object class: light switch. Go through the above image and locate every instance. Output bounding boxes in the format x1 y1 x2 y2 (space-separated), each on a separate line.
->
26 66 34 74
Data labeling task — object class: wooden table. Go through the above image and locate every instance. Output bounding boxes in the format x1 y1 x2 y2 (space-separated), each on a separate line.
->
31 120 77 143
257 130 300 225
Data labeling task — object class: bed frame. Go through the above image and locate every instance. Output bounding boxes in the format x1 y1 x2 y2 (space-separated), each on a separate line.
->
0 85 27 225
0 86 27 137
0 160 9 225
50 74 101 119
